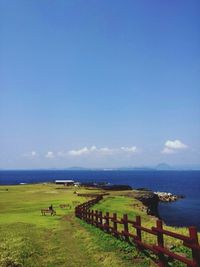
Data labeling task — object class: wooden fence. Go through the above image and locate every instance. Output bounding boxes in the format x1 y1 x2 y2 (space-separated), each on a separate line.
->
75 195 200 267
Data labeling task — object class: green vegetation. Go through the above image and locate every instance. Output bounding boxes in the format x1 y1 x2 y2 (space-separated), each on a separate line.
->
0 184 198 266
92 193 192 245
92 192 199 266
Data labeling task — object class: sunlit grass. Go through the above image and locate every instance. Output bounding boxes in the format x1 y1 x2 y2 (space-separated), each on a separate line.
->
0 184 198 267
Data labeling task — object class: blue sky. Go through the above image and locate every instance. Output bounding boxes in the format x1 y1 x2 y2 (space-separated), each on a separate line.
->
0 0 200 169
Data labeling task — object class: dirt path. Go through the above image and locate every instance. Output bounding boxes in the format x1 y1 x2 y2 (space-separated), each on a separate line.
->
60 213 147 267
60 214 99 267
39 212 136 267
39 213 99 267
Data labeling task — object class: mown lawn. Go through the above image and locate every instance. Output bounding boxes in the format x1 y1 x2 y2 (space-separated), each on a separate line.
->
0 184 153 267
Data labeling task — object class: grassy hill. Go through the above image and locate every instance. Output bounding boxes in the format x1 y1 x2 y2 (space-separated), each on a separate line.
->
0 184 197 267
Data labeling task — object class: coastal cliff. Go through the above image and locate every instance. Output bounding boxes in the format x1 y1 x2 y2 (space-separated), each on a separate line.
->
133 190 160 217
118 189 160 218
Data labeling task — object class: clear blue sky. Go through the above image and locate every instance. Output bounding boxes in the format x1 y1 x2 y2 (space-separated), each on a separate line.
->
0 0 199 169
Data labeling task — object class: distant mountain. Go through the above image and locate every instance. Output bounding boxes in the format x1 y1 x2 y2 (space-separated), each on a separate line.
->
1 164 200 171
48 164 200 171
63 164 182 171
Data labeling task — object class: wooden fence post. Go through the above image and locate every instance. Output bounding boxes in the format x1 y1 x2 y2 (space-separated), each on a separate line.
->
88 209 91 223
105 212 110 233
123 214 129 242
136 216 142 241
87 209 90 223
156 220 166 267
85 208 88 222
91 210 94 225
99 211 103 228
189 226 200 266
113 213 118 237
84 206 87 221
82 206 85 221
95 210 98 226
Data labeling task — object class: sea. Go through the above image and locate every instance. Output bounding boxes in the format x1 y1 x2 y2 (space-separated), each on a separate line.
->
0 170 200 230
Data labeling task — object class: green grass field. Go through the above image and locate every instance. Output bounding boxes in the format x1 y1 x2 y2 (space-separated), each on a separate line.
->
0 184 198 267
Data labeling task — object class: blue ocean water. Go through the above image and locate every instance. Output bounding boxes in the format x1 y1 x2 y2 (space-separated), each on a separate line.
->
0 170 200 230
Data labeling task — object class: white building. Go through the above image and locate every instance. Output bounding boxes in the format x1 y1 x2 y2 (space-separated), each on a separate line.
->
55 180 75 185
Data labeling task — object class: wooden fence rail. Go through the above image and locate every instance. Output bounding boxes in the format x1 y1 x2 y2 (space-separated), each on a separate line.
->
75 196 200 267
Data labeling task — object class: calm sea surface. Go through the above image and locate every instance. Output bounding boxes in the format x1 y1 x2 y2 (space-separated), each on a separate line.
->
0 170 200 230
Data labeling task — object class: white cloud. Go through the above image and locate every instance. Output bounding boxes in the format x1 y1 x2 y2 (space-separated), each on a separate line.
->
45 151 54 158
31 151 36 156
162 139 188 154
68 147 90 156
121 146 137 152
165 140 188 149
68 146 137 156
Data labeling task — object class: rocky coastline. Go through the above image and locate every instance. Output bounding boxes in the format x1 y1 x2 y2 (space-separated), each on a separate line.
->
81 182 184 219
154 191 185 202
134 190 160 217
133 189 185 218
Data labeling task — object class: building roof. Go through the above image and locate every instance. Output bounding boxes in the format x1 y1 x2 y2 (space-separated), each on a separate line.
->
55 180 74 183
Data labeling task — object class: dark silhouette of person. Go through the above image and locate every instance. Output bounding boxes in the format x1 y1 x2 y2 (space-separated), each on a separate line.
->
49 204 53 211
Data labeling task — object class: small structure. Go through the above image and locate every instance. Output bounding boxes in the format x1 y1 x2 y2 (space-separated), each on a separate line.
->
55 180 75 186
